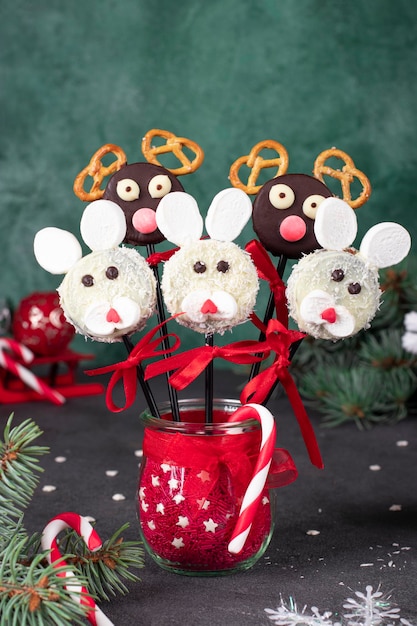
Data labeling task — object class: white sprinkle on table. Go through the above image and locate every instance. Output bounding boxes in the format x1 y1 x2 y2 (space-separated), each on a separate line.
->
112 493 126 501
306 529 320 536
396 440 409 447
54 456 67 463
369 464 381 471
42 485 57 492
134 449 143 458
106 470 119 477
389 504 402 511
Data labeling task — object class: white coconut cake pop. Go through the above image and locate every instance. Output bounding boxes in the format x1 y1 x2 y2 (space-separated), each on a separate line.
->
34 200 157 342
286 198 411 340
155 188 259 335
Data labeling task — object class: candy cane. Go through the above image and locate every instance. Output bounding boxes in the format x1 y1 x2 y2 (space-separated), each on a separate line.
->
0 338 65 405
41 512 114 626
227 403 276 554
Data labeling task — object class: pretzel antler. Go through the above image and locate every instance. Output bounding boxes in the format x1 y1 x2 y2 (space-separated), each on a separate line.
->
313 148 371 209
73 144 127 201
141 129 204 176
229 140 289 195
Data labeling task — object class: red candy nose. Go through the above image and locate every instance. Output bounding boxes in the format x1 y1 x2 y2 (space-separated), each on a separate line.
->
106 308 121 323
321 307 337 323
279 215 307 242
201 299 218 314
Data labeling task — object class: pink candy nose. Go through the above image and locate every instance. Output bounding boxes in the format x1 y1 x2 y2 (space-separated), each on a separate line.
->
201 299 218 315
279 215 307 242
321 307 337 324
132 208 158 234
106 308 121 324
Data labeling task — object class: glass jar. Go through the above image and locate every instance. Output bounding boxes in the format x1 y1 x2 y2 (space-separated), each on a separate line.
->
136 398 278 576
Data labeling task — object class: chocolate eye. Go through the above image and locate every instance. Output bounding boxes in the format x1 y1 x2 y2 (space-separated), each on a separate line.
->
302 194 325 219
193 261 206 273
331 268 345 282
81 274 94 287
348 282 362 294
148 174 172 199
268 183 295 209
106 266 119 280
217 260 230 273
116 178 140 201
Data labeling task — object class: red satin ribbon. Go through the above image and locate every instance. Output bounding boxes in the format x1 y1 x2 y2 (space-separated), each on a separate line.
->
146 247 178 267
144 340 271 390
241 319 323 469
86 322 181 412
143 427 297 504
245 239 288 326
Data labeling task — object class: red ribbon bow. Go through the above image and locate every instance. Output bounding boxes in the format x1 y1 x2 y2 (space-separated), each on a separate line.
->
86 322 181 412
145 340 271 391
146 247 178 267
241 319 323 469
245 239 288 326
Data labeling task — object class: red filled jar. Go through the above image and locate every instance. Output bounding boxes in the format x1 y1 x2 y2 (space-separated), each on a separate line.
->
136 398 279 576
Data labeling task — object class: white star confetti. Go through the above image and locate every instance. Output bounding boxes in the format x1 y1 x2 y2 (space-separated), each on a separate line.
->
173 494 185 504
160 463 171 473
197 470 210 483
172 537 185 549
147 520 156 531
203 518 218 533
262 495 270 505
156 502 165 515
196 498 210 510
139 487 146 500
141 501 149 512
168 477 180 490
176 516 189 528
151 475 160 486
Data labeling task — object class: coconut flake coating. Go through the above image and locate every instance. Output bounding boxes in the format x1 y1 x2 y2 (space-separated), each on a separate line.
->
286 248 381 340
161 239 259 334
58 247 156 342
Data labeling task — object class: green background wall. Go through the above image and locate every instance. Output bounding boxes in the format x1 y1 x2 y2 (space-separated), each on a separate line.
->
1 0 416 366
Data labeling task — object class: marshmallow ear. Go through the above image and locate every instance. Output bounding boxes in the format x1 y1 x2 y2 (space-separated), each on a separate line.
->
314 198 358 250
205 188 252 241
34 227 82 275
156 192 203 247
80 200 127 251
359 222 411 269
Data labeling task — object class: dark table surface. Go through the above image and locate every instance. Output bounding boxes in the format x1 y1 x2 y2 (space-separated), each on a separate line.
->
1 370 416 625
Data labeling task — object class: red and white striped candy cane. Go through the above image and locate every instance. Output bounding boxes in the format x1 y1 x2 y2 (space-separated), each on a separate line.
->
0 338 65 405
227 403 276 554
41 512 114 626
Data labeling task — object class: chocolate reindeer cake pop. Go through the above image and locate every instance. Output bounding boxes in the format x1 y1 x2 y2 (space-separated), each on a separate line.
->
230 141 371 259
73 129 204 247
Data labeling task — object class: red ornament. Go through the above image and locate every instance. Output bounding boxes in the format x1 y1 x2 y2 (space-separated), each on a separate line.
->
12 292 75 356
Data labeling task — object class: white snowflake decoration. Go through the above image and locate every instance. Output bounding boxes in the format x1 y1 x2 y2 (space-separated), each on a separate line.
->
265 586 415 626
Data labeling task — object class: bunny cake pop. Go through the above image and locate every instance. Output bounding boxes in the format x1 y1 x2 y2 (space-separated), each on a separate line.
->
73 129 204 247
229 142 371 259
34 201 157 342
286 198 411 340
155 188 259 335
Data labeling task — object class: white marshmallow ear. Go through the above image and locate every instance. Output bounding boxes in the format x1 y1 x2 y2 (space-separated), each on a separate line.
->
314 197 358 250
359 222 411 269
205 188 252 241
156 191 203 247
34 227 82 275
80 200 127 251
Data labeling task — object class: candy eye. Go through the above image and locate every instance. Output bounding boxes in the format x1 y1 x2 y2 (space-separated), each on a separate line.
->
148 174 172 199
217 260 230 273
193 261 206 274
116 178 140 201
348 282 362 294
302 194 326 219
331 268 345 282
269 184 295 209
105 266 119 280
81 274 94 287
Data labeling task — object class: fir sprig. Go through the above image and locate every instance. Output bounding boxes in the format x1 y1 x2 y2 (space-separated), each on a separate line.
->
0 415 145 625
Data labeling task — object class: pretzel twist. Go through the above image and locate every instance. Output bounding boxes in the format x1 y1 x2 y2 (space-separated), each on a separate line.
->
313 148 371 209
229 140 289 195
141 129 204 176
73 144 127 201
